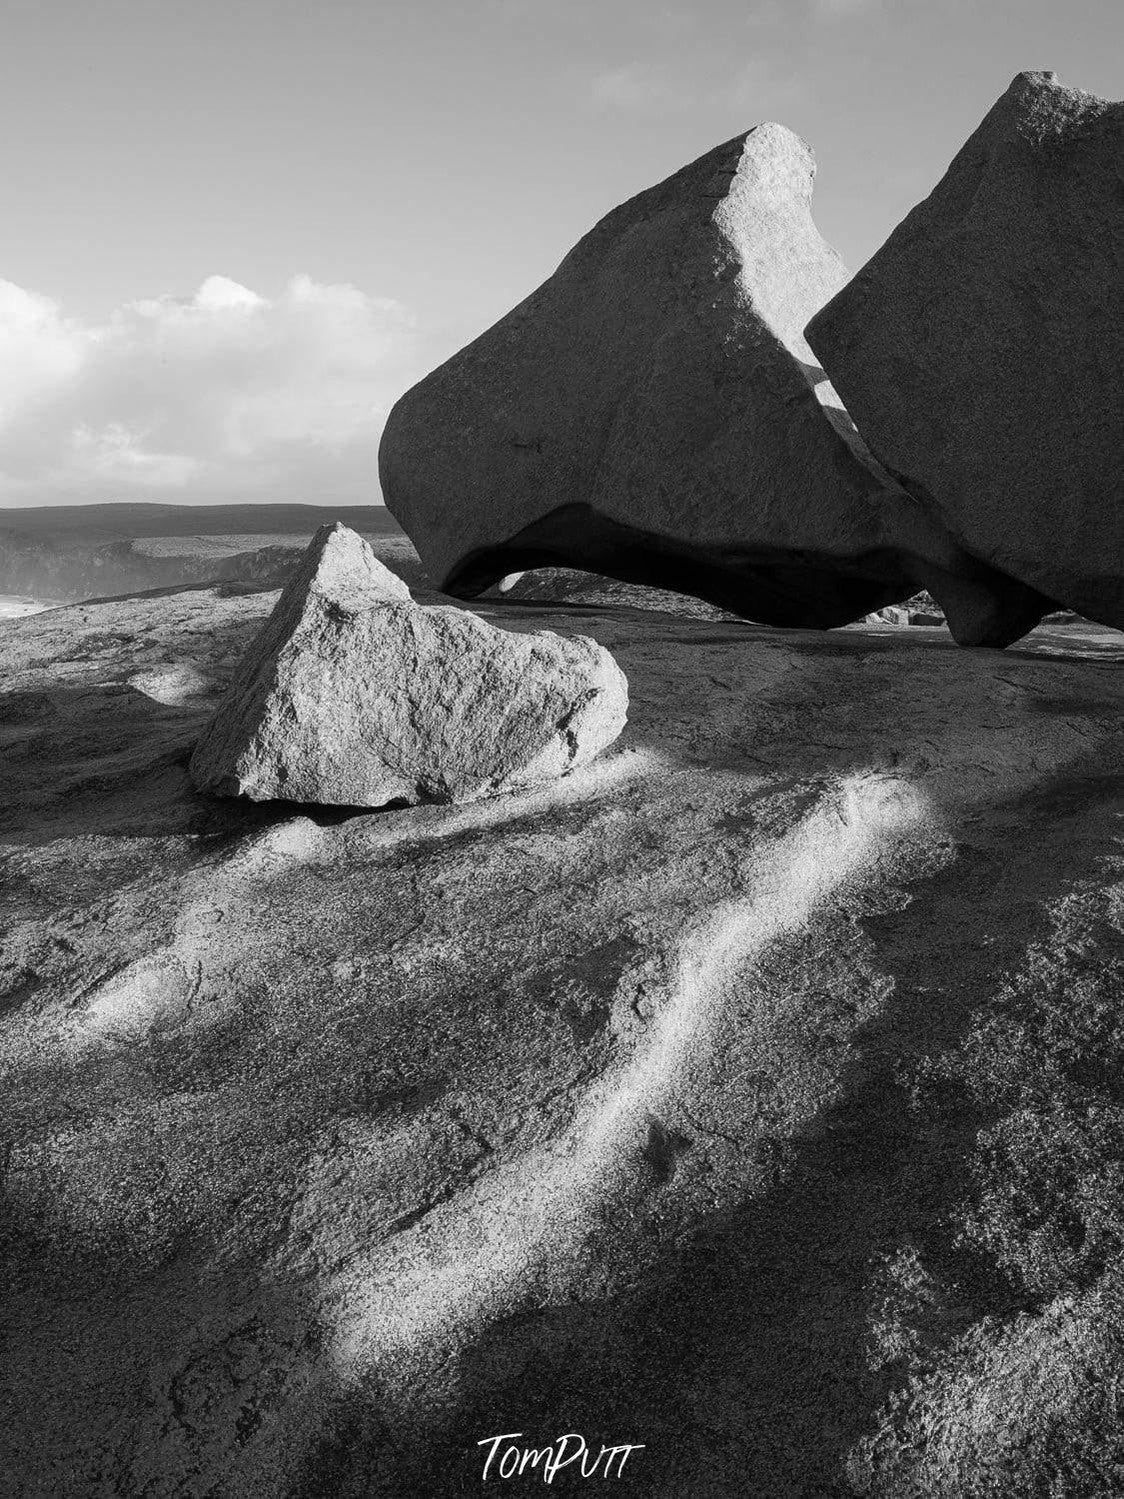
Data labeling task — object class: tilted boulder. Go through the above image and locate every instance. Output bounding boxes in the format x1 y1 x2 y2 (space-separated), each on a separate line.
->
381 123 1029 637
189 524 628 807
807 72 1124 635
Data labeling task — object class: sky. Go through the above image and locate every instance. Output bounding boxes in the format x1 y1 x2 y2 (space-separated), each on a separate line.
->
0 0 1120 508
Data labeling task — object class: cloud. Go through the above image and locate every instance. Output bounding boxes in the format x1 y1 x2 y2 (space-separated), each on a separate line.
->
0 273 418 506
0 282 87 426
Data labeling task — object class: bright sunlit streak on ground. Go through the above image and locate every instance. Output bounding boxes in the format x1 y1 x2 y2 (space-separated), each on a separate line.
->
325 770 937 1392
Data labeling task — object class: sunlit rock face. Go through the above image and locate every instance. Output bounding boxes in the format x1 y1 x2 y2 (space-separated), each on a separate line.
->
807 72 1124 634
189 523 628 807
382 123 1013 634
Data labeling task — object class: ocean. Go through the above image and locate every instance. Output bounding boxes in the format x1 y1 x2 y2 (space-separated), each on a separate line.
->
0 595 54 621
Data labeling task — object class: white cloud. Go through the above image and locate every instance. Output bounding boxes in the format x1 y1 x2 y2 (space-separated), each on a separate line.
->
0 273 418 505
0 282 87 428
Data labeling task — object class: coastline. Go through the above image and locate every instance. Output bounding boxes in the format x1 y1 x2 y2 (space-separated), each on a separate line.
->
0 595 58 620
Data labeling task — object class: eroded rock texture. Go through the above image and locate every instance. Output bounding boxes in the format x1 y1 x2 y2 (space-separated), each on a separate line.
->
3 582 1124 1496
807 71 1124 633
385 125 1010 633
189 523 627 806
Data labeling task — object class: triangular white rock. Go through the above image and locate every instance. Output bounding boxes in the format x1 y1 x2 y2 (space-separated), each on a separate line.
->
189 523 628 806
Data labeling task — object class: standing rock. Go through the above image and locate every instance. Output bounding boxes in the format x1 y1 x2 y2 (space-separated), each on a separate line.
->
189 524 628 807
381 123 1003 633
807 72 1124 634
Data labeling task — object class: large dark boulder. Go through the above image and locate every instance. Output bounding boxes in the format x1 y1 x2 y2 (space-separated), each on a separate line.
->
381 123 1029 637
807 71 1123 635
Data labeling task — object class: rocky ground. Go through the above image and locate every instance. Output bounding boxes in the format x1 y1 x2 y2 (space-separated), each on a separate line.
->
2 577 1123 1496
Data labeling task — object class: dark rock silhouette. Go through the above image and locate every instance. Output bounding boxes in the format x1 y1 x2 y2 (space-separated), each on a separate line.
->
381 124 1055 647
807 71 1123 634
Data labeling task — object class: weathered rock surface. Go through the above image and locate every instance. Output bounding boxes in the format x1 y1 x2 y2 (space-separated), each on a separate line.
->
189 523 628 807
807 71 1124 632
2 581 1124 1495
382 123 1029 638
